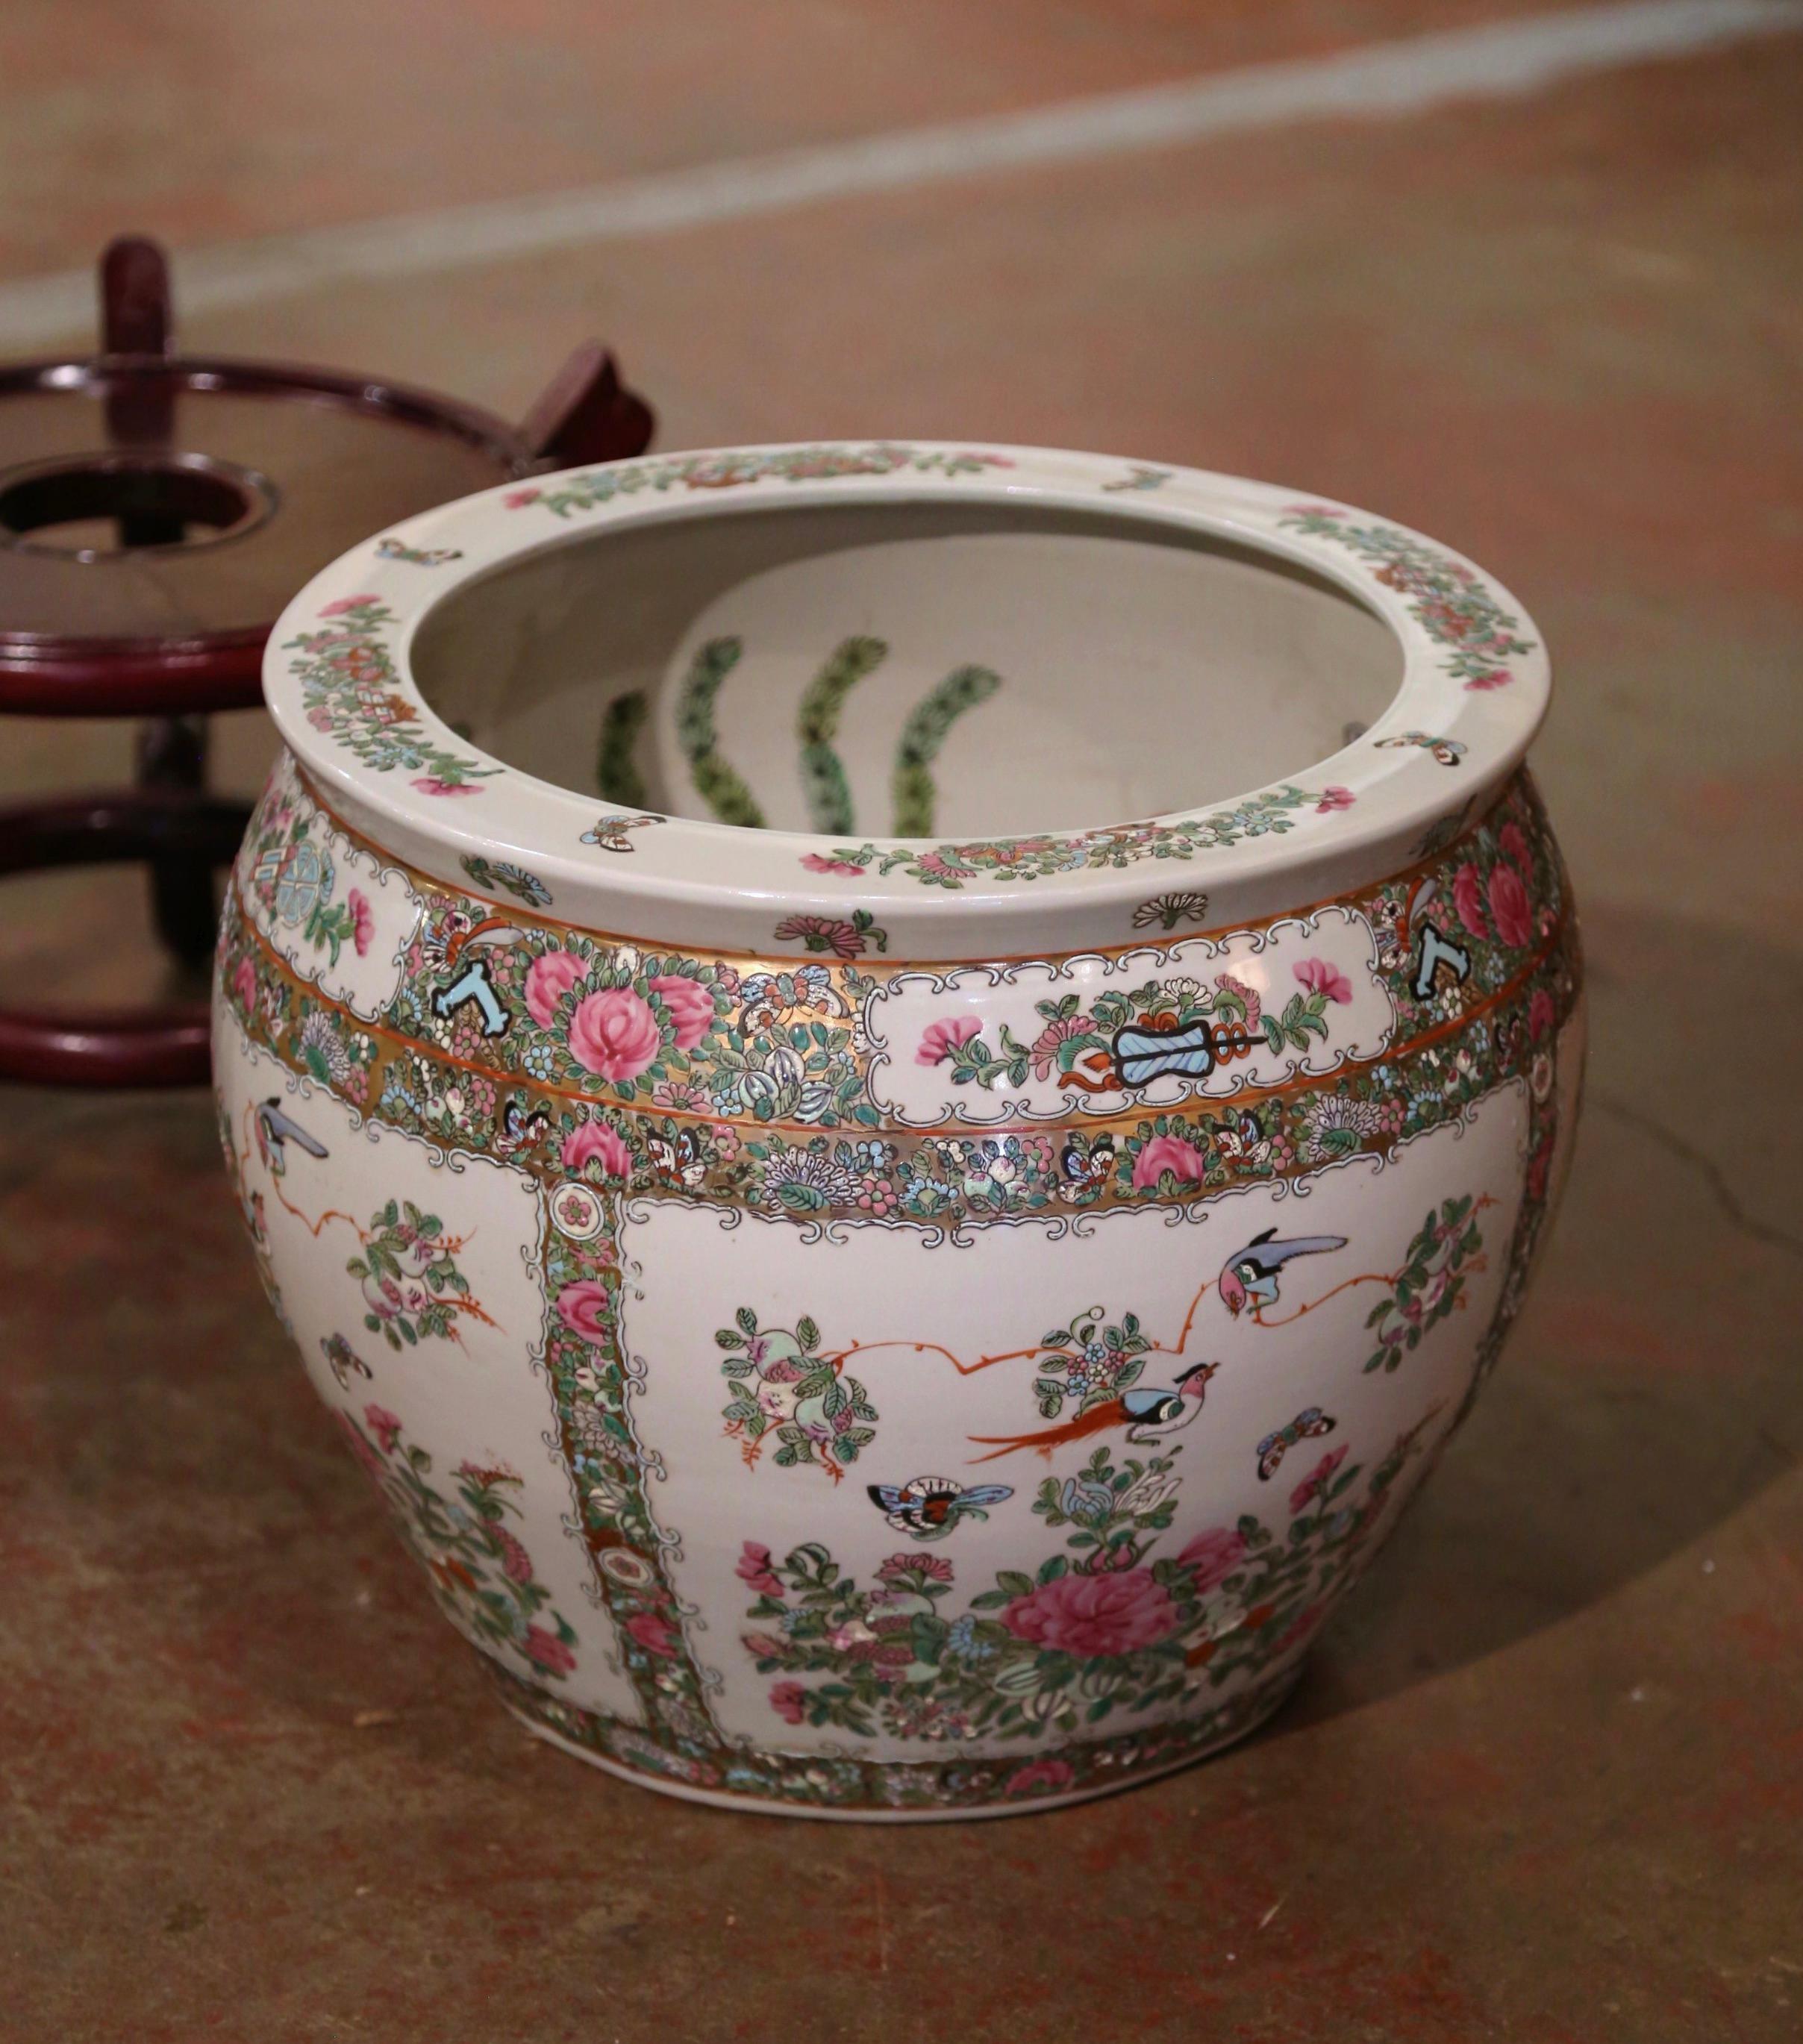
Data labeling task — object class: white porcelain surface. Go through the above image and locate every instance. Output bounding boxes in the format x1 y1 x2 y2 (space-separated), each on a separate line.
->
217 443 1581 1817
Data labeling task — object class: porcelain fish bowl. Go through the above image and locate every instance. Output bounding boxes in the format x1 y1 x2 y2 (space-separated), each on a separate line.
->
214 443 1583 1819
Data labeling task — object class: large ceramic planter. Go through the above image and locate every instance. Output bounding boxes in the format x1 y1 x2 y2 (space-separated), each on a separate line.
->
213 443 1581 1819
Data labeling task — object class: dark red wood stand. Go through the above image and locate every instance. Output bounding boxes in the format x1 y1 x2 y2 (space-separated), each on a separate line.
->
0 236 653 1087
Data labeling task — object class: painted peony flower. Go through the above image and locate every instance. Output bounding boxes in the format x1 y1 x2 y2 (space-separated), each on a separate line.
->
799 851 866 875
1487 861 1534 948
523 1625 577 1674
1452 862 1489 939
625 1610 679 1657
561 1121 632 1179
916 1016 981 1066
524 949 586 1031
648 973 714 1051
567 987 663 1081
1178 1525 1249 1593
555 1279 613 1345
410 778 480 797
1498 820 1533 877
320 594 379 616
1001 1566 1179 1659
769 1680 809 1725
1528 987 1556 1043
1315 785 1356 813
1131 1134 1210 1190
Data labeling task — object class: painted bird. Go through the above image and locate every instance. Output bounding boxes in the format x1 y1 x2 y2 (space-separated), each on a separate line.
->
1216 1228 1347 1318
255 1098 328 1175
967 1361 1219 1463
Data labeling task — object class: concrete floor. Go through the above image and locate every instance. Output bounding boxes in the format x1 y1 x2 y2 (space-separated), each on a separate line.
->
1 5 1800 2039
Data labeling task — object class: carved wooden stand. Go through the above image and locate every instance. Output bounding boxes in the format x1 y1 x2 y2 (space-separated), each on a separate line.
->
0 236 653 1086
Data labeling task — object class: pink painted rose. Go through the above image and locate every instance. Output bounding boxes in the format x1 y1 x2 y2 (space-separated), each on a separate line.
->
523 1625 577 1674
1293 957 1353 1004
769 1681 809 1725
1499 820 1533 878
320 594 378 616
1528 987 1556 1043
347 887 374 957
1463 667 1513 691
1131 1134 1209 1191
524 949 586 1030
556 1279 613 1345
562 1121 632 1178
1487 861 1534 948
799 851 865 875
1178 1525 1249 1594
1290 1446 1349 1516
625 1610 679 1658
916 1016 981 1066
568 987 663 1081
231 957 257 1013
502 487 541 508
363 1404 403 1454
649 973 714 1051
1002 1566 1179 1659
737 1541 784 1598
1315 784 1356 813
1452 862 1490 939
1004 1757 1078 1798
410 777 480 797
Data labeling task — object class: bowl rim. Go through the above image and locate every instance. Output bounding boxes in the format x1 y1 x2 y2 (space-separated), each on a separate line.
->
263 440 1549 959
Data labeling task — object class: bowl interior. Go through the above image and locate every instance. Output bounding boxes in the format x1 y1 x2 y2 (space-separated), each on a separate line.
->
410 499 1403 840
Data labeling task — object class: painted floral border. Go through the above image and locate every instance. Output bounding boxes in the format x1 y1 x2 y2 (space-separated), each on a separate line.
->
801 785 1346 890
278 460 1543 918
1278 507 1537 693
218 869 1575 1239
240 765 1566 1137
500 442 1019 519
489 1654 1304 1813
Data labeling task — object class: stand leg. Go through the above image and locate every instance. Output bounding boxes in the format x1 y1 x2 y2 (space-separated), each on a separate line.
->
136 714 219 970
